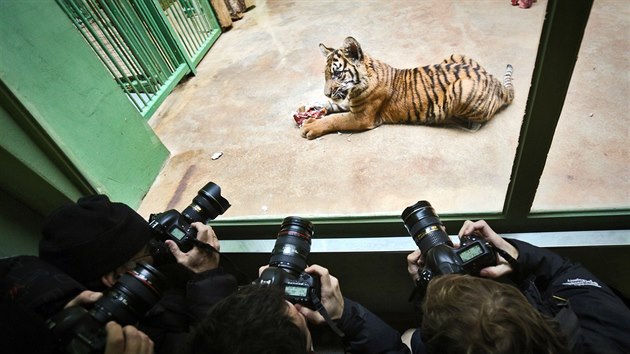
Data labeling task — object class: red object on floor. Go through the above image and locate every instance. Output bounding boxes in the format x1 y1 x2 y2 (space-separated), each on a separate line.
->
512 0 536 9
293 105 327 126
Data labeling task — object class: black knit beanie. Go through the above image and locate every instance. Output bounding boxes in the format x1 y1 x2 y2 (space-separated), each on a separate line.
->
39 194 154 283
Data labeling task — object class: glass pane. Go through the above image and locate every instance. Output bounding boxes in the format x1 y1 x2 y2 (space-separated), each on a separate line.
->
532 0 630 212
139 1 548 220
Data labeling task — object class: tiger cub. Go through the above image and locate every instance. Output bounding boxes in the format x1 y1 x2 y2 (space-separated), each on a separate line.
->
301 36 514 139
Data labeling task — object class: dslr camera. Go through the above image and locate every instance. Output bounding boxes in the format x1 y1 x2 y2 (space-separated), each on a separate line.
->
47 263 168 354
402 200 497 291
149 181 230 254
255 216 320 308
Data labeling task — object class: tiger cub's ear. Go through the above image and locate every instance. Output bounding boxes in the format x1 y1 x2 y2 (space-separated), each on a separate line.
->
319 43 334 57
342 36 363 62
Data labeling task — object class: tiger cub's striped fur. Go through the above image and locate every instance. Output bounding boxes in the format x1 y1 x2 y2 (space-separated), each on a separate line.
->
301 37 514 139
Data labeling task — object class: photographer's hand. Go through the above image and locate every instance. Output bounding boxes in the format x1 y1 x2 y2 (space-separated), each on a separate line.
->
63 292 154 353
257 264 269 276
406 249 423 284
104 321 154 354
165 222 221 273
458 220 519 278
64 290 103 308
298 265 344 324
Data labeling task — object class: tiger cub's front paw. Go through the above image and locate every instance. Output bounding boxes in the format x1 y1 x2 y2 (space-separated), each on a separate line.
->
301 118 325 139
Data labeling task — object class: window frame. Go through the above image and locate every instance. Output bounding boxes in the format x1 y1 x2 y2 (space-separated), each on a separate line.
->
213 0 630 241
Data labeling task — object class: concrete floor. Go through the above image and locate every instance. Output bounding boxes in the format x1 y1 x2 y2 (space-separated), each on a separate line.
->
137 0 628 222
534 0 629 211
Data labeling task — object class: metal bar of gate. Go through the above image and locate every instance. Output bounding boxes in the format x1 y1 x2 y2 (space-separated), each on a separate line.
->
57 0 149 110
187 0 220 64
104 0 167 85
145 0 196 74
157 0 221 67
98 0 163 95
123 0 177 77
186 2 206 45
134 0 181 67
82 0 154 102
167 1 198 55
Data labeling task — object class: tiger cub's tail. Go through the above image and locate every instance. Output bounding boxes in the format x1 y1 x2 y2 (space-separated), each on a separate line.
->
503 64 515 104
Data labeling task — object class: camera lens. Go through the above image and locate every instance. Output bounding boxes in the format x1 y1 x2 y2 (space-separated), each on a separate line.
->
181 182 231 224
401 201 453 255
89 263 167 326
269 216 314 277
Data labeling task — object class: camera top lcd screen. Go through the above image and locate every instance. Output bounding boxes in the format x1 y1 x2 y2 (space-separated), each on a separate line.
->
285 285 308 297
169 227 186 240
458 243 483 263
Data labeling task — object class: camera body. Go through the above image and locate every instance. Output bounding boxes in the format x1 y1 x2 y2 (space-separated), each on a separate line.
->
149 182 230 253
258 267 320 306
402 201 497 291
47 263 167 354
254 216 321 309
416 233 496 289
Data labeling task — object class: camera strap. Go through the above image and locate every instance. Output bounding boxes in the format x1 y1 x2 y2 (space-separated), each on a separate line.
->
191 238 219 254
493 246 519 270
311 295 345 338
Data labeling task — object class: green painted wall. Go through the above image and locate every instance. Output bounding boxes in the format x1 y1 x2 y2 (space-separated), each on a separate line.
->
0 190 44 257
0 1 169 255
0 101 83 213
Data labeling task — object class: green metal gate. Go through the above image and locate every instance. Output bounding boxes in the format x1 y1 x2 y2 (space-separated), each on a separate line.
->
158 0 221 67
56 0 221 117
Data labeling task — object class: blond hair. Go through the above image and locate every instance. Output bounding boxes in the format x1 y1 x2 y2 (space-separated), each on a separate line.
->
421 274 570 354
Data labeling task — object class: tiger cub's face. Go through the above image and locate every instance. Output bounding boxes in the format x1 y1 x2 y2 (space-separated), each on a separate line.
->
319 37 364 101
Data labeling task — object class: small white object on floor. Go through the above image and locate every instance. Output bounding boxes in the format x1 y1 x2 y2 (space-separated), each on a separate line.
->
211 152 223 160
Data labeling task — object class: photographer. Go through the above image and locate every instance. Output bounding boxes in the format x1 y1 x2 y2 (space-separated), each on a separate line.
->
187 264 412 354
405 220 630 354
0 287 153 354
37 194 238 353
67 291 155 354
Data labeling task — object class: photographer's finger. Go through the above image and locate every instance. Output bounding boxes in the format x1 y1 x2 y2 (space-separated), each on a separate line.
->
457 220 478 237
296 304 325 324
305 264 331 288
406 249 422 264
190 222 209 241
122 325 153 354
480 264 512 278
459 220 498 243
65 290 103 308
258 264 269 276
470 223 518 261
305 265 344 320
192 222 220 249
165 240 186 260
207 231 220 250
407 250 422 279
104 322 125 354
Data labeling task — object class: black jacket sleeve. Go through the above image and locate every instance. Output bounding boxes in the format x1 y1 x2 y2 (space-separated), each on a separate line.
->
335 297 411 354
140 267 237 354
507 239 630 354
185 267 238 322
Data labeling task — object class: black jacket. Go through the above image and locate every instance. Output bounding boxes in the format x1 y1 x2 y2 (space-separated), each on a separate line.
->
0 255 238 354
138 265 238 354
336 297 412 354
507 239 630 354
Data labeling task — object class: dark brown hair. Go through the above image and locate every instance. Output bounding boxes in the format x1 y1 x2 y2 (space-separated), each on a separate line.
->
186 285 307 354
421 274 571 354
